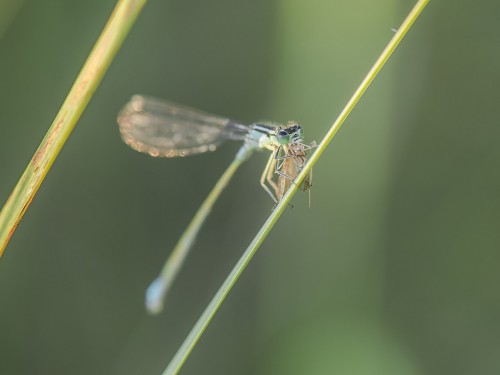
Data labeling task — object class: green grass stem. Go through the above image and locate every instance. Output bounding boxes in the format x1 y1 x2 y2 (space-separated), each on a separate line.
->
162 0 430 373
0 0 147 257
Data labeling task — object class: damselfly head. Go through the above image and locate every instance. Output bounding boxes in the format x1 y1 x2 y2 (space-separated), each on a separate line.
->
276 122 303 145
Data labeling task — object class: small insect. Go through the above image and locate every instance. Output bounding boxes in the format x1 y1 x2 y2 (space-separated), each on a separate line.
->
276 139 317 203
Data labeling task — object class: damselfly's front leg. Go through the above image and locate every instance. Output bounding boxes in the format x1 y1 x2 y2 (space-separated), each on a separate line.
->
266 151 279 199
260 151 278 203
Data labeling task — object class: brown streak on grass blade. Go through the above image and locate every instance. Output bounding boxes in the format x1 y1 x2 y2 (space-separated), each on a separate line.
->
0 0 148 257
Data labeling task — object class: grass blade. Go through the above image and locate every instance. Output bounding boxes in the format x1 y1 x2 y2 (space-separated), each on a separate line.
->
162 0 430 373
0 0 148 257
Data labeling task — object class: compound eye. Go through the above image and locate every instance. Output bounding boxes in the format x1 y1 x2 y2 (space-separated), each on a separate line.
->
293 125 304 140
277 129 290 145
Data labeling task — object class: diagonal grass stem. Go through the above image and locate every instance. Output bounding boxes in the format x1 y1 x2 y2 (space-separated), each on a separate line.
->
0 0 148 257
162 0 430 374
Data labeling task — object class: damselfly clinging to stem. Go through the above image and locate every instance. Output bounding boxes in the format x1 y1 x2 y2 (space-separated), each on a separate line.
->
117 95 316 314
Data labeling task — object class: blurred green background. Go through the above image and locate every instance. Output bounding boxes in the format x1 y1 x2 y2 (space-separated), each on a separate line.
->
1 0 499 374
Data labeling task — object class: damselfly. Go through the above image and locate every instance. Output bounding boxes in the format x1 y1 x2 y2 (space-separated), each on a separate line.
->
117 95 315 313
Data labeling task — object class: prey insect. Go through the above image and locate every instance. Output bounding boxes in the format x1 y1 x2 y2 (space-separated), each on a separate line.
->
275 140 317 203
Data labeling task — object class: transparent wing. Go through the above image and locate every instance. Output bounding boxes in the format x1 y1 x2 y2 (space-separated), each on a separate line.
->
117 95 249 157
